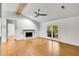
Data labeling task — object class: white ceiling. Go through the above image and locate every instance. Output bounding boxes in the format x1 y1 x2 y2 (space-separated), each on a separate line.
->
2 3 79 23
2 3 18 12
22 3 79 22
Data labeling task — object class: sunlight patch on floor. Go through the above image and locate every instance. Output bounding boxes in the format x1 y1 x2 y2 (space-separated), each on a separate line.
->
53 41 60 55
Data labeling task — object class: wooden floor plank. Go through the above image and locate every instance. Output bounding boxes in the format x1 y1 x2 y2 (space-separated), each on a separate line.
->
1 37 79 56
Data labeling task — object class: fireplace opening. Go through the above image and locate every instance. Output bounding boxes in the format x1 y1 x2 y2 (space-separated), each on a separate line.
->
23 30 35 38
25 32 32 37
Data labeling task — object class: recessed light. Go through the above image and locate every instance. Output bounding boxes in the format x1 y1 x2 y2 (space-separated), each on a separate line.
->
61 6 65 9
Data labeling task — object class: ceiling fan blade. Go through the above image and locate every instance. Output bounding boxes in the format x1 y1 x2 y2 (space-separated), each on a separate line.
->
35 14 39 17
38 9 40 11
43 14 47 16
40 14 47 16
34 11 38 14
38 9 40 13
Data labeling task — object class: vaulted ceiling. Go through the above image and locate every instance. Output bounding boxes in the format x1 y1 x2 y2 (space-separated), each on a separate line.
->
2 3 79 23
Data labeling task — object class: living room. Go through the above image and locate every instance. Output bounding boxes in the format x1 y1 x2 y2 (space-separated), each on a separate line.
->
1 3 79 56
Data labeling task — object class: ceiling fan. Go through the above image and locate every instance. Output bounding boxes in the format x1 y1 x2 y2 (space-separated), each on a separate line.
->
34 9 47 17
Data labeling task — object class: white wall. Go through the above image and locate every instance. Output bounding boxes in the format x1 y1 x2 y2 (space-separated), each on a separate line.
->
40 16 79 46
2 11 40 42
16 17 40 40
0 18 1 36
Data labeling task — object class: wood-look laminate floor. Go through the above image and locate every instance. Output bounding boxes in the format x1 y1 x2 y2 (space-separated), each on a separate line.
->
1 37 79 56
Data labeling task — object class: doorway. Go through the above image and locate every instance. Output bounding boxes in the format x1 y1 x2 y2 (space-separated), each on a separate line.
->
7 20 16 39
